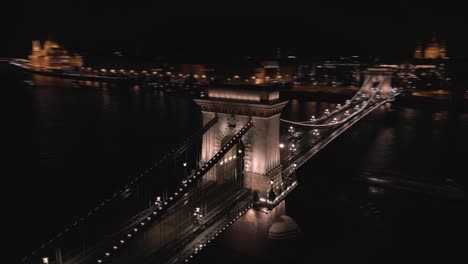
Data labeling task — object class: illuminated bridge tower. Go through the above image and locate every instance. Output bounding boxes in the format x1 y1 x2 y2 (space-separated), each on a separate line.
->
361 68 394 99
194 86 289 202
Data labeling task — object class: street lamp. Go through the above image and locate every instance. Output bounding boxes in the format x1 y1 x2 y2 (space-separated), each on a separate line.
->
268 180 276 202
154 196 161 206
194 207 202 224
42 257 49 264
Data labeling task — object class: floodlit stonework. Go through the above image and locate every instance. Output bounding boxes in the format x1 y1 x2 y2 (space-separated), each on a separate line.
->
195 87 288 199
28 40 83 70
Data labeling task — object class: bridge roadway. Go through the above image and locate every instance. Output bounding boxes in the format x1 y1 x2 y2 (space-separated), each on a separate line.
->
19 116 221 264
51 121 254 264
279 91 375 166
280 88 397 179
281 95 394 179
95 188 252 264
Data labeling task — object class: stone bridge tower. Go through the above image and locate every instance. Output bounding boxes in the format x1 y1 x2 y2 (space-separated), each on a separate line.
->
361 68 394 99
194 86 288 200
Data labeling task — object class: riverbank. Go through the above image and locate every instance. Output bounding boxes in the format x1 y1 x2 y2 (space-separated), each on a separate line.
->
11 63 140 84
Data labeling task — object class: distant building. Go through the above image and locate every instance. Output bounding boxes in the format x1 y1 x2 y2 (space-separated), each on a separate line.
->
307 56 367 86
414 35 448 60
29 40 83 70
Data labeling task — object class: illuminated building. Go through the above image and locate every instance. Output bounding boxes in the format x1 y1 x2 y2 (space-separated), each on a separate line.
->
414 35 448 60
28 40 83 70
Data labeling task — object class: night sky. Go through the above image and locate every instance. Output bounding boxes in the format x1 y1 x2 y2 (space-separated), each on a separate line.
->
4 1 467 61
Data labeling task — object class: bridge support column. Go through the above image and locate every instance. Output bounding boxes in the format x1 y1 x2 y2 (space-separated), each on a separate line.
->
362 68 394 99
245 115 283 198
195 87 288 202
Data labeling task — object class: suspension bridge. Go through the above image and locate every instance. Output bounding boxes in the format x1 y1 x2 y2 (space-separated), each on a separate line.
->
24 68 398 264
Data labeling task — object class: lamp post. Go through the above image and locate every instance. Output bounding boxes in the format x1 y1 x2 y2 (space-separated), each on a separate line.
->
267 180 276 203
154 196 161 207
194 207 202 225
183 162 187 178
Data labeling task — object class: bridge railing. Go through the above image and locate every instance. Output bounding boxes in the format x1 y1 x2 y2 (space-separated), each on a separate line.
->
281 98 394 178
22 117 219 264
280 76 394 128
279 77 398 179
72 119 253 264
279 77 374 126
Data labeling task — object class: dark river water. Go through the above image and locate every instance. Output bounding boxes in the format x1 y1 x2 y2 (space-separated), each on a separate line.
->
6 65 468 263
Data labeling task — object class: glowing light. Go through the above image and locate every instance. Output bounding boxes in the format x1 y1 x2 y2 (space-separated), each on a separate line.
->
279 143 285 148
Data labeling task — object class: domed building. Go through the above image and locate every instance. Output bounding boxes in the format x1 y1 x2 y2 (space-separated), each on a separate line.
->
29 40 83 70
414 35 448 60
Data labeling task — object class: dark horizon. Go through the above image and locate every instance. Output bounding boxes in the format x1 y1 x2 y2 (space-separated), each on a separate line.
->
4 2 467 61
